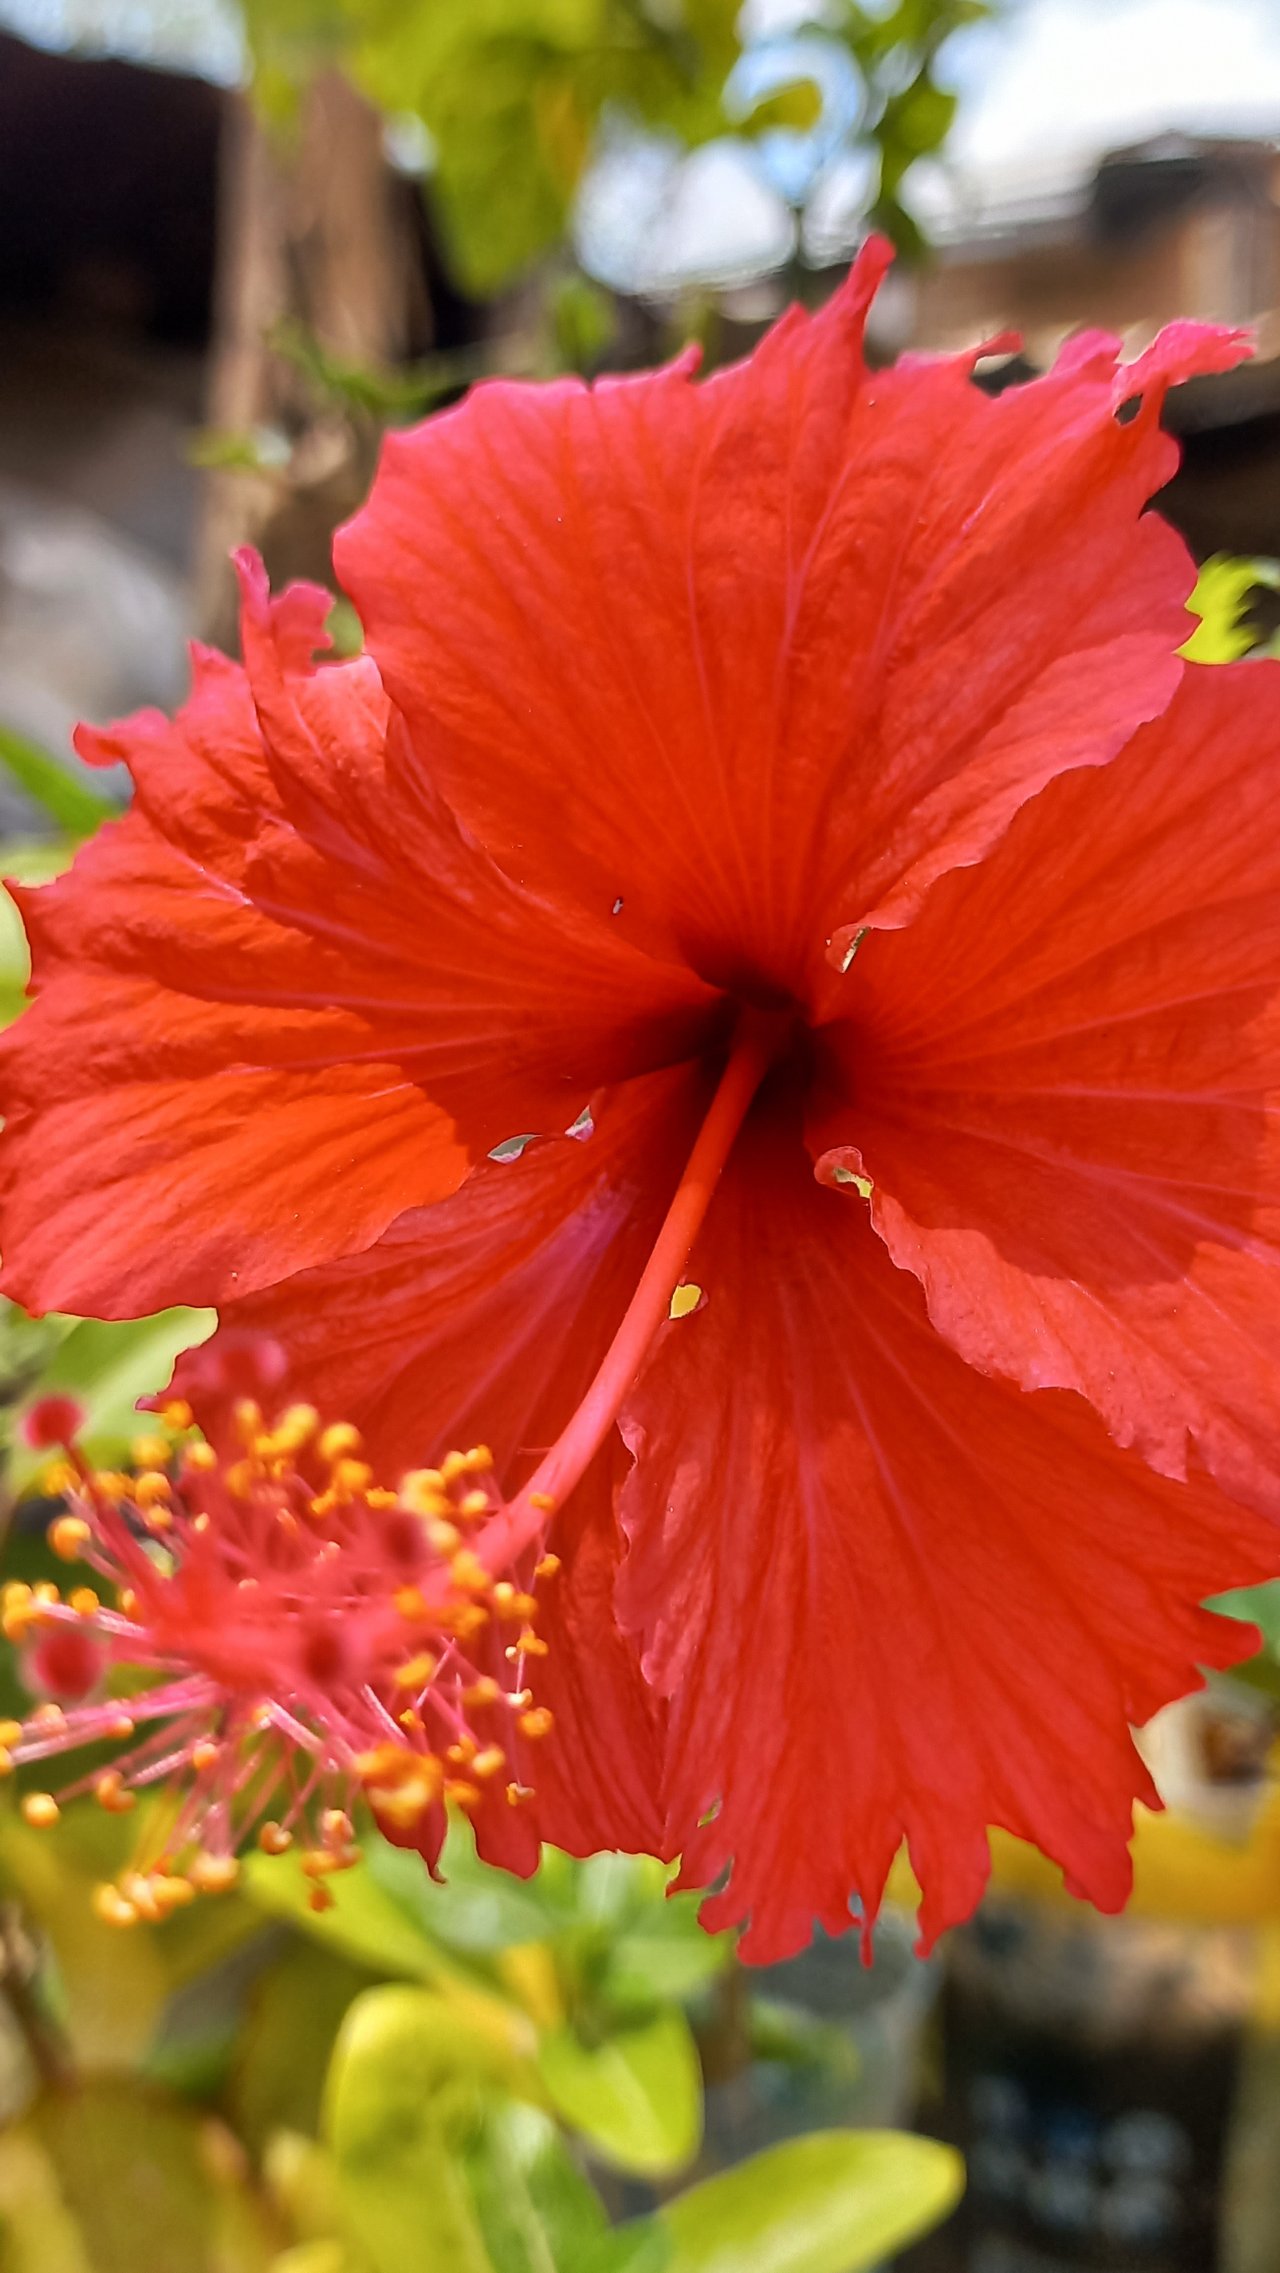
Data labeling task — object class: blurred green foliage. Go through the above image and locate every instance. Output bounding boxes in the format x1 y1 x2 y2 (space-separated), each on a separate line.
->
240 0 988 295
0 1797 961 2273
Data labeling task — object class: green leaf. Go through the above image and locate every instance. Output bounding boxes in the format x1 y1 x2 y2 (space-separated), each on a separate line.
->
0 726 116 838
366 1821 572 1956
0 2080 274 2272
244 1847 454 1982
7 1310 215 1495
653 2129 964 2273
325 1985 506 2273
231 1942 376 2155
1211 1578 1280 1655
0 840 79 1027
466 2100 612 2273
537 2008 702 2176
579 2231 672 2273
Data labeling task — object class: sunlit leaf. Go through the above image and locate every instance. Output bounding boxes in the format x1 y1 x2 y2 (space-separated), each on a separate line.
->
652 2129 964 2273
1181 554 1280 663
537 2008 702 2176
325 1985 509 2273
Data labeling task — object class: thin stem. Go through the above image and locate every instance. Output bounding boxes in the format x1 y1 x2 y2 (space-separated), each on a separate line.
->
480 1011 783 1574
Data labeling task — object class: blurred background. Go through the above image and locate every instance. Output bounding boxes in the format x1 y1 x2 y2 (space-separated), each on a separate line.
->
2 3 1280 2269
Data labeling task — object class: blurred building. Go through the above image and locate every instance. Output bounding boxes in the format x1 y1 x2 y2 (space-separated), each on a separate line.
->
896 133 1280 560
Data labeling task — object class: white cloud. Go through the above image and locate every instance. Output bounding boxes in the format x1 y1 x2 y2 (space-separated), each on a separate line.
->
951 0 1280 169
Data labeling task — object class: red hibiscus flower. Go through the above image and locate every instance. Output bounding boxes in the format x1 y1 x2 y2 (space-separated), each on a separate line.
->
3 238 1279 1959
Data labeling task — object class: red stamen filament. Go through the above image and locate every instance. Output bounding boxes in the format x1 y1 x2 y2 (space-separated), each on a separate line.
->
480 1010 781 1575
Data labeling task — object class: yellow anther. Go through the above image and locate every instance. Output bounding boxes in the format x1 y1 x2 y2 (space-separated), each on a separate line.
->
518 1707 555 1741
309 1884 335 1913
318 1421 361 1464
258 1821 292 1855
69 1587 100 1617
462 1676 501 1709
2 1598 38 1644
107 1712 136 1742
39 1461 77 1498
116 1587 139 1618
120 1871 165 1923
189 1852 239 1894
465 1446 494 1473
191 1739 219 1773
267 1403 319 1455
233 1398 264 1444
134 1470 172 1510
397 1708 422 1731
131 1434 172 1471
47 1514 90 1561
21 1793 59 1829
143 1502 174 1534
367 1486 399 1510
440 1450 471 1485
529 1492 556 1513
0 1719 21 1746
224 1459 257 1498
94 1770 135 1815
0 1751 13 1779
517 1629 549 1659
427 1518 461 1555
508 1688 533 1710
331 1457 373 1499
393 1652 437 1692
534 1553 561 1580
93 1883 139 1928
400 1468 447 1513
472 1746 506 1781
192 1512 211 1534
445 1779 481 1811
160 1400 193 1431
185 1443 217 1473
393 1585 428 1620
506 1782 533 1806
445 1738 477 1767
150 1874 196 1913
459 1488 491 1520
450 1549 490 1593
31 1703 66 1731
321 1809 354 1846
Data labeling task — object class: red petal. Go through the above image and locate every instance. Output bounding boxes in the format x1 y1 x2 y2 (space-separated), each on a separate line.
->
339 242 1242 998
617 1100 1277 1962
0 564 715 1316
176 1065 706 1853
825 662 1280 1511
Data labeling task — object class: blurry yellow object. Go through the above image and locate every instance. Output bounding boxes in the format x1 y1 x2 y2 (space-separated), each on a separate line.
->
890 1774 1280 1932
